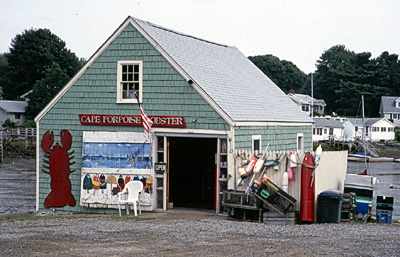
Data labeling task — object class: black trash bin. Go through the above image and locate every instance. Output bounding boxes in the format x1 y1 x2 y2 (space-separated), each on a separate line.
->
317 189 342 223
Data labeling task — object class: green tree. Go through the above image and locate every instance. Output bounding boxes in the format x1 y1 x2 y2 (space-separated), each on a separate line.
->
248 54 308 93
25 62 70 119
314 45 390 117
3 28 81 100
373 52 400 96
0 53 8 99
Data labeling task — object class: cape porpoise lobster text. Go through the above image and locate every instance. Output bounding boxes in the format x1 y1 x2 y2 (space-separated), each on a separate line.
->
79 114 186 127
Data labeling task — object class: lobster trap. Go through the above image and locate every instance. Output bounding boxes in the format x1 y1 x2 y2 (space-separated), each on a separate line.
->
253 179 297 214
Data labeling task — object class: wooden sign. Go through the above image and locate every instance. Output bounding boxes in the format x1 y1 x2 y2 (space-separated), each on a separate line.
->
79 114 186 128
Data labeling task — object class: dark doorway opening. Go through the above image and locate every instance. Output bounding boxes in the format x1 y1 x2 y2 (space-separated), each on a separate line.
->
169 137 216 209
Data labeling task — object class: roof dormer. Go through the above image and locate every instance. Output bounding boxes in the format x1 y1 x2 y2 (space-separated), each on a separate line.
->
395 97 400 108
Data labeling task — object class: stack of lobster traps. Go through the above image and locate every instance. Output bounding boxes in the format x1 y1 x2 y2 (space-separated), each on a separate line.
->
341 192 357 222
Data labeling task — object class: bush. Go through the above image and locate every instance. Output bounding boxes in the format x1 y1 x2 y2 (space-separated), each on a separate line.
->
21 119 36 128
395 128 400 142
2 118 17 128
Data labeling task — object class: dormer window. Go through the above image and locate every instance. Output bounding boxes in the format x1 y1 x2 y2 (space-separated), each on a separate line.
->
301 104 309 112
117 60 143 103
395 98 400 108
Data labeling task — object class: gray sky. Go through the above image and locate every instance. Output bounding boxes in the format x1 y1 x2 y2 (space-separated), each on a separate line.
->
1 0 399 74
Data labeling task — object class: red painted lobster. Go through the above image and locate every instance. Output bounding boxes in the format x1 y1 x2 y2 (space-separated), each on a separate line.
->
41 130 76 208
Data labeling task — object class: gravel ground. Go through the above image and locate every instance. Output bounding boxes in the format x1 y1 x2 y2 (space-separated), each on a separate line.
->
1 211 399 257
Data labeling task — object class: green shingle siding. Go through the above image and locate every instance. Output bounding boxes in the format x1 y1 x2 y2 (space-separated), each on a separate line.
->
234 125 312 151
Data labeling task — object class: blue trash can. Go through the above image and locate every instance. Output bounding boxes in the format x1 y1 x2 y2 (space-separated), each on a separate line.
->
317 189 343 223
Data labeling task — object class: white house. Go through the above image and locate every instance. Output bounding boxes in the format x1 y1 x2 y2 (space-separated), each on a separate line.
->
313 117 344 142
380 96 400 127
343 118 395 142
0 100 28 125
287 92 326 116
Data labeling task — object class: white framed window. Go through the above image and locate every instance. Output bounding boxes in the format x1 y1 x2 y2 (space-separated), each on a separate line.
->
297 133 304 152
252 135 261 153
381 127 386 132
117 60 143 103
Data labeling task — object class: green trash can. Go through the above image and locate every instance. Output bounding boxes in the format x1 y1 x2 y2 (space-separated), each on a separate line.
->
317 189 342 223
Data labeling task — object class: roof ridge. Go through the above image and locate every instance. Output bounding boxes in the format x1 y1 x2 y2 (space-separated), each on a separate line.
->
132 17 229 48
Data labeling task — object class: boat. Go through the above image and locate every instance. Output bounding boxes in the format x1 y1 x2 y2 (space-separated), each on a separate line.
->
393 158 400 163
344 173 376 221
347 152 371 162
344 96 377 221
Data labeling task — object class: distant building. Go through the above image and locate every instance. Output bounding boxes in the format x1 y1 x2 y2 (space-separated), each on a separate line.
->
379 96 400 127
343 118 395 142
0 100 28 125
313 117 344 142
287 92 326 116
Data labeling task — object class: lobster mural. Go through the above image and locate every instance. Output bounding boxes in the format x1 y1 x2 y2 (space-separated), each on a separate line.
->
41 130 76 208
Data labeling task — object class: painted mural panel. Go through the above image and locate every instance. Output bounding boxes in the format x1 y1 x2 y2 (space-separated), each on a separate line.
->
80 131 154 210
82 142 152 169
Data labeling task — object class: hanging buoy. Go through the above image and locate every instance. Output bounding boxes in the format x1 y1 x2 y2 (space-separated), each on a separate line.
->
314 144 322 166
262 174 268 182
300 153 315 223
282 170 288 193
289 152 297 167
246 155 259 173
288 153 296 186
238 167 247 178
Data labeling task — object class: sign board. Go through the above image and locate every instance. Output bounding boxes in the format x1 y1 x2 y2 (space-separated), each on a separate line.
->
79 114 186 128
155 163 167 173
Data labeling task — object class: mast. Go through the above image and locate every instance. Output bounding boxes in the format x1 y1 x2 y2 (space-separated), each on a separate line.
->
311 73 313 118
361 95 368 172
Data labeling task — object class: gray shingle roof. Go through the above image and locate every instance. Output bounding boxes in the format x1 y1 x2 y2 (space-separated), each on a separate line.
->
313 117 343 128
288 93 326 107
133 17 313 123
0 101 27 113
346 118 392 127
380 96 400 113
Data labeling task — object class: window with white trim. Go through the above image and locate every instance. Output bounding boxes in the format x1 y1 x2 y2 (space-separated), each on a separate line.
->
297 133 304 151
252 135 261 153
117 61 143 103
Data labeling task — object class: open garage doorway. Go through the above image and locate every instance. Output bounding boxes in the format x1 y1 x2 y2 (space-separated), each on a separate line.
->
168 137 216 210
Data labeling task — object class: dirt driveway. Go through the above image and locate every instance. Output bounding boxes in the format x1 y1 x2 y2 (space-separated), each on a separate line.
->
1 210 399 256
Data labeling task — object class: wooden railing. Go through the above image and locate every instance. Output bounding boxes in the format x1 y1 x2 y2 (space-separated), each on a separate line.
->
0 128 36 139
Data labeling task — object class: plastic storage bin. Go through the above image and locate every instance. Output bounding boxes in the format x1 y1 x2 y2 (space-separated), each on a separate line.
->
376 196 394 211
317 189 343 223
376 211 392 224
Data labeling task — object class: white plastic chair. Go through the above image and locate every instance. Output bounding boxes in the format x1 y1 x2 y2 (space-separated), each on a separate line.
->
118 181 143 216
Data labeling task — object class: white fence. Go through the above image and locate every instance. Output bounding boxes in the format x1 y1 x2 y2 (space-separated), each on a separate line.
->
0 128 36 139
